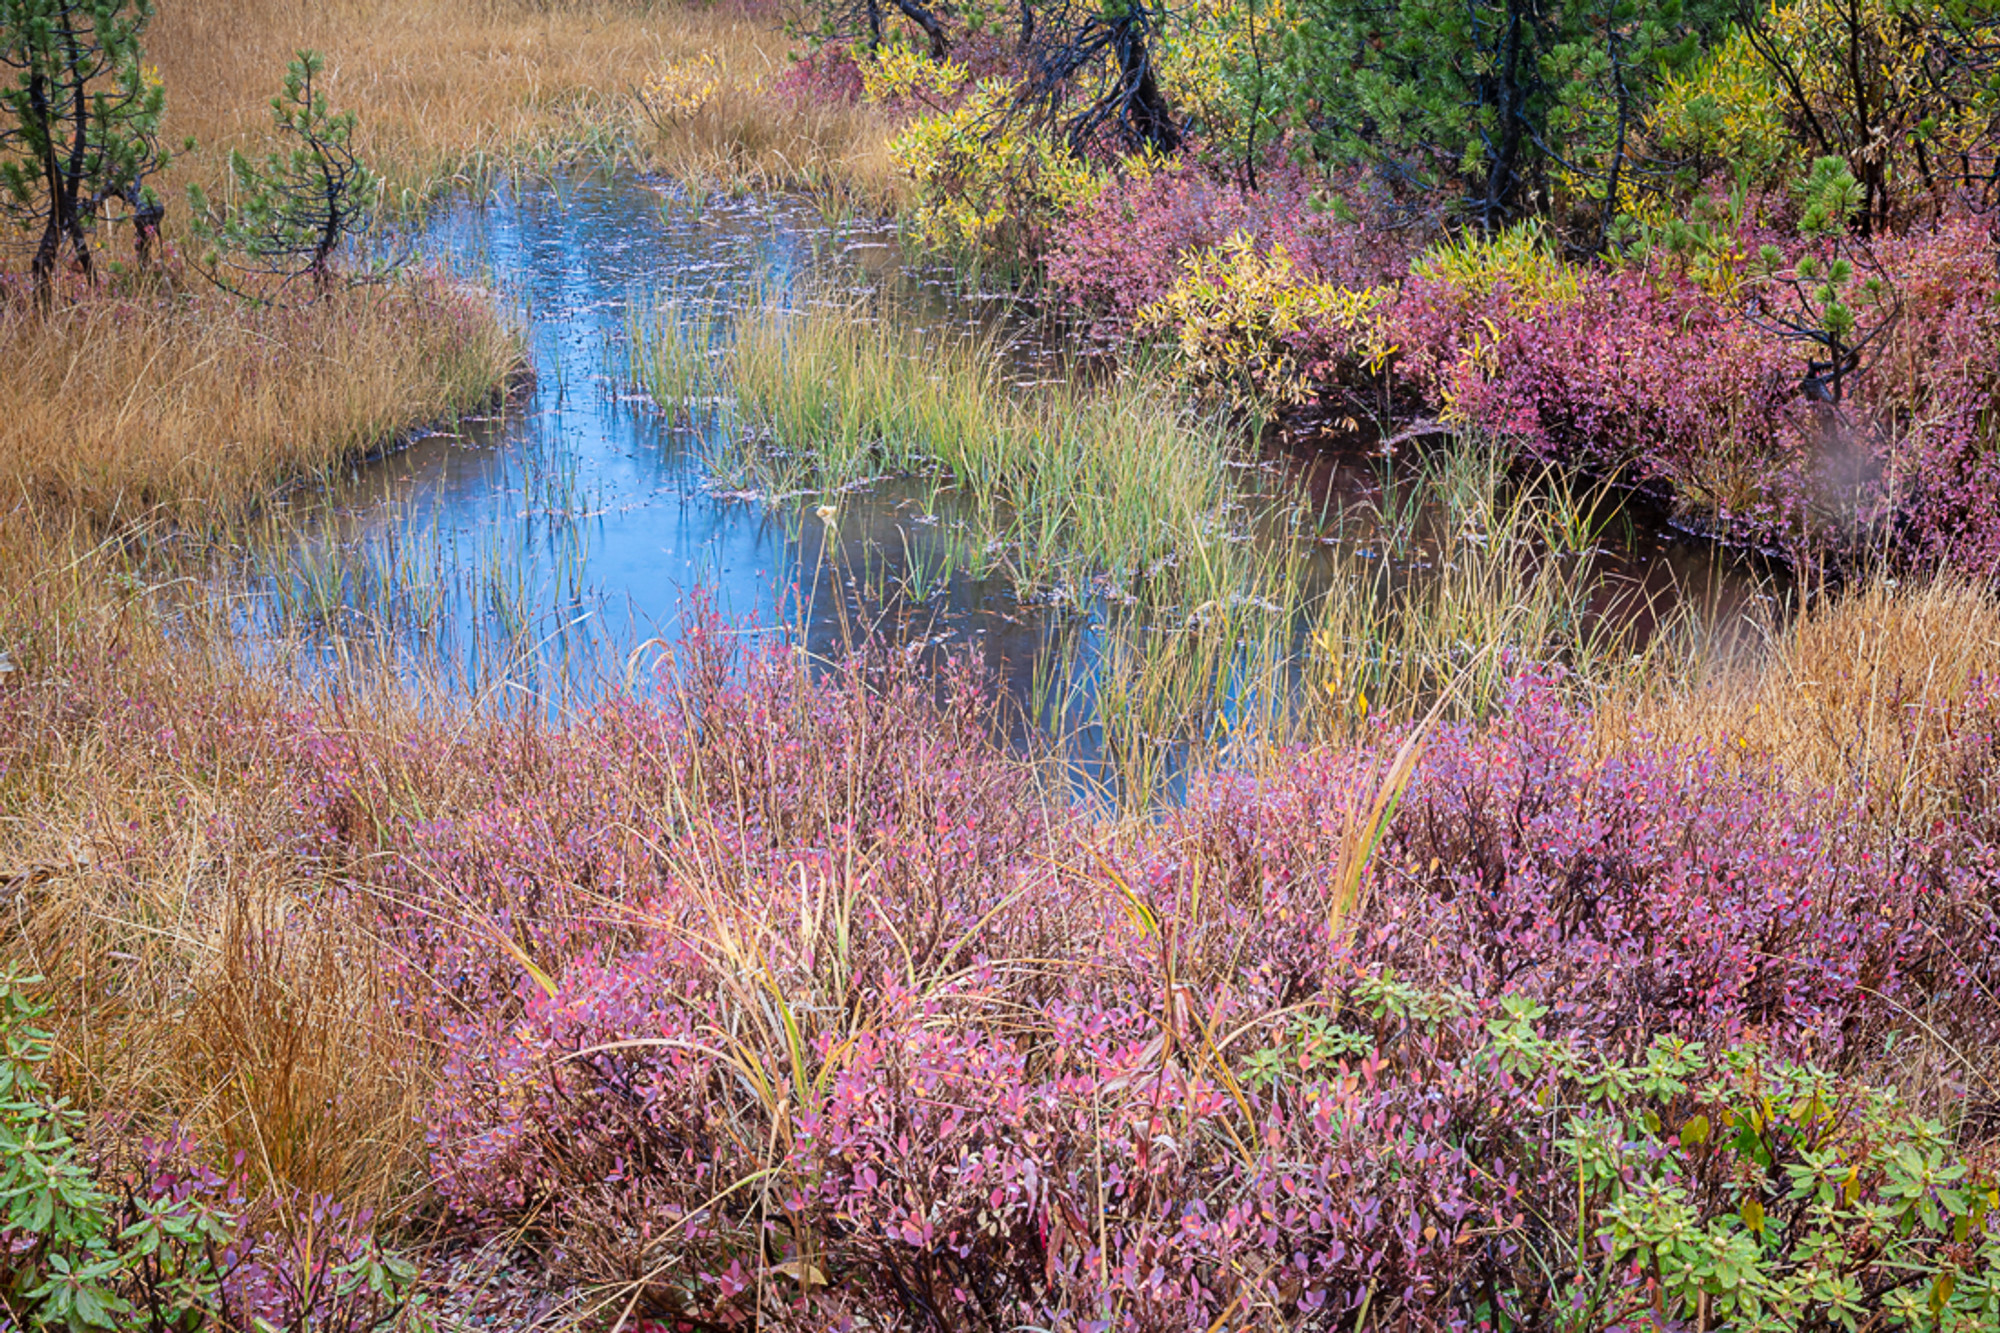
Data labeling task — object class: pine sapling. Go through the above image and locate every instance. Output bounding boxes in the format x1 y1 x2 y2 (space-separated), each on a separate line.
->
189 49 378 293
0 0 169 296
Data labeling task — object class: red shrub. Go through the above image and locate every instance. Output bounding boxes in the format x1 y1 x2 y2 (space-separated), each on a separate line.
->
768 45 867 105
1378 215 2000 561
391 643 1996 1328
1046 151 1415 333
1859 218 2000 570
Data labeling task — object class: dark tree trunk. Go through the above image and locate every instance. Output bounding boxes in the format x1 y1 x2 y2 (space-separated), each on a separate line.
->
314 190 339 290
314 127 341 287
1478 0 1529 227
893 0 950 59
61 2 92 284
1241 0 1265 190
1114 14 1178 153
29 67 62 293
1843 0 1883 235
30 0 95 296
1598 4 1630 254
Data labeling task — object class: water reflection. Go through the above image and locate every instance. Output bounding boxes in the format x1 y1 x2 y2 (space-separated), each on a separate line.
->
246 174 1785 792
258 178 1073 676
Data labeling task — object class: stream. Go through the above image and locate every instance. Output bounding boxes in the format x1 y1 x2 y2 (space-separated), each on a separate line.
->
247 174 1783 786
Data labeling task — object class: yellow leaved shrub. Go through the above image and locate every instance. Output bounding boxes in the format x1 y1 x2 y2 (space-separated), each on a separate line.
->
638 52 721 130
884 74 1102 255
1140 233 1393 409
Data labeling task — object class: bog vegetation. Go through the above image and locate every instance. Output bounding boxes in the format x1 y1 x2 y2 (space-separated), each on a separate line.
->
2 0 1999 1329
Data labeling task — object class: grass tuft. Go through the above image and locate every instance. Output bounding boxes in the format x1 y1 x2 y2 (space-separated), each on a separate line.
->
0 273 519 530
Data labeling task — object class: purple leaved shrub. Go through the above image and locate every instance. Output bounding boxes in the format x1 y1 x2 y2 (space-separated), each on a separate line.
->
379 639 1997 1328
13 598 1993 1328
1857 219 2000 570
66 1131 427 1333
768 45 866 105
1381 214 2000 562
1046 150 1416 335
1181 676 1989 1053
1384 261 1806 539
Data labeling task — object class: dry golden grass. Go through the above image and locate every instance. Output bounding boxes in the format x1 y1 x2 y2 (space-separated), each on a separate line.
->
0 275 519 528
149 0 905 212
0 0 910 1256
9 792 436 1210
648 69 904 205
0 524 435 1210
1603 574 2000 834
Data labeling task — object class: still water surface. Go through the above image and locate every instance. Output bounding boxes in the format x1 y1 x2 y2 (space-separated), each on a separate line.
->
251 175 1780 767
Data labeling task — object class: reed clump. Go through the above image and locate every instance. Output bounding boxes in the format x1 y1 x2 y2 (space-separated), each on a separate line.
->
641 291 1251 598
0 273 519 529
1603 573 2000 835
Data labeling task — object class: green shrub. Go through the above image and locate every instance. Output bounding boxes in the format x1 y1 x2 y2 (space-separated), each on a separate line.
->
0 969 230 1332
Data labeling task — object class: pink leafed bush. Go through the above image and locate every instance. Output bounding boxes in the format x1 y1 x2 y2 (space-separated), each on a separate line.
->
1856 218 2000 570
80 1133 428 1333
1045 150 1416 334
1380 214 2000 561
1384 262 1807 539
369 633 1998 1327
12 597 1994 1328
1182 675 1994 1049
768 45 867 105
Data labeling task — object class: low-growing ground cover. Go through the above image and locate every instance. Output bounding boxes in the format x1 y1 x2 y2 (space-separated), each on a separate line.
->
3 571 1996 1329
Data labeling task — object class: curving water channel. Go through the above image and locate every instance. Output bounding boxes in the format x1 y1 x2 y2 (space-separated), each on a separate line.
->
249 174 1782 793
